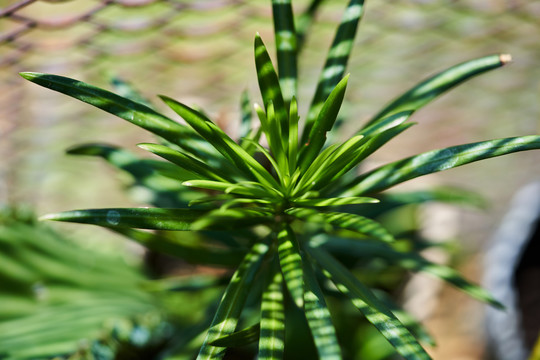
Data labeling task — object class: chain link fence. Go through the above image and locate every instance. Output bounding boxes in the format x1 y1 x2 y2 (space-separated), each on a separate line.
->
1 0 539 358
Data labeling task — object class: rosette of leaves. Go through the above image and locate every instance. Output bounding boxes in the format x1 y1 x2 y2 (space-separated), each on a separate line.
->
20 0 540 359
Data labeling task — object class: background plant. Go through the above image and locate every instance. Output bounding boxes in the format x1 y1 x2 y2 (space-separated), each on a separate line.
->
16 0 540 359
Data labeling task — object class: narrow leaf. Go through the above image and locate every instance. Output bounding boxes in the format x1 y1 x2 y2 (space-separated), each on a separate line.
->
301 0 365 143
66 143 195 181
240 126 263 156
160 95 278 188
254 34 289 149
209 323 261 348
266 101 288 175
357 110 413 137
373 289 435 346
380 187 487 209
239 90 253 140
291 196 378 207
138 143 232 182
302 255 342 359
307 246 431 360
296 0 325 51
288 96 299 174
19 72 217 159
277 223 304 308
342 135 540 196
287 208 394 243
238 138 284 182
192 208 274 231
322 122 415 192
271 0 298 103
40 208 206 231
298 75 349 171
393 252 504 309
109 74 153 107
258 260 285 360
321 237 503 308
197 241 269 360
366 54 512 127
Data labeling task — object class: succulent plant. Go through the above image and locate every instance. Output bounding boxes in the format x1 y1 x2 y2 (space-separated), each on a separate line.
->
19 0 540 359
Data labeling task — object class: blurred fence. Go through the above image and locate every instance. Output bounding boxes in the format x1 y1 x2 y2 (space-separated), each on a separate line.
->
0 2 539 356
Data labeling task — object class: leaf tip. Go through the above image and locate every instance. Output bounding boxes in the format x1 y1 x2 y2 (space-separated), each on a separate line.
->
136 143 153 151
19 72 39 80
499 54 512 65
490 298 506 310
38 213 58 222
157 94 173 105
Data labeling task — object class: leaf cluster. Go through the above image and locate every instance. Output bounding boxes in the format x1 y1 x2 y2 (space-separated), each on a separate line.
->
18 0 540 359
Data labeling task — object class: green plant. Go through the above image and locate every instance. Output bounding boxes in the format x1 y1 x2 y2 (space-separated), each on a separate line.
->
19 0 540 359
0 207 158 359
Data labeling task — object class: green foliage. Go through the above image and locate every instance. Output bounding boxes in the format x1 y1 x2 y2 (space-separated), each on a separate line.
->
18 0 540 359
0 207 157 359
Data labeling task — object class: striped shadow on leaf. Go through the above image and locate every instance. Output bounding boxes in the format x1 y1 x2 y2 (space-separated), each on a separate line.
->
287 208 394 243
320 237 503 308
301 0 365 144
18 72 219 161
302 253 342 360
365 54 512 127
277 223 304 308
197 241 269 360
258 259 285 360
160 95 279 189
341 135 540 197
271 0 298 104
307 245 432 360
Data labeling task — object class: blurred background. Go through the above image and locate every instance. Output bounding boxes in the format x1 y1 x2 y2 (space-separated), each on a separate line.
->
0 0 539 359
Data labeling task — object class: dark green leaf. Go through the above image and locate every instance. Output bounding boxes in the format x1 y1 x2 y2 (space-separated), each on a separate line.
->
291 196 378 207
67 143 193 181
239 90 253 140
301 0 365 143
342 136 540 196
209 323 261 348
192 208 274 231
366 54 511 127
321 122 415 192
302 254 342 359
271 0 298 104
197 241 269 359
160 95 279 188
380 187 487 209
357 110 413 137
296 0 325 51
254 34 289 167
372 289 435 346
298 75 349 171
109 74 153 107
307 246 431 360
40 207 206 231
288 96 299 174
19 72 218 160
320 237 503 308
258 260 285 360
277 223 304 308
138 143 232 182
288 208 394 243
